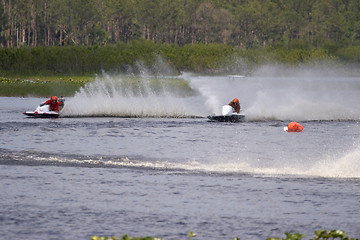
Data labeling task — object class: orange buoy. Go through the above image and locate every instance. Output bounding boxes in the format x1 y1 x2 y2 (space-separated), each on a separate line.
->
287 122 304 132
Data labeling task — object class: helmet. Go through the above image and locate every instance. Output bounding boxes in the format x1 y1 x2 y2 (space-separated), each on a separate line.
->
232 98 239 104
51 96 58 102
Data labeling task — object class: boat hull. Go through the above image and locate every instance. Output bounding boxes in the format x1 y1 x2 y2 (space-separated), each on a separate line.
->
207 114 245 122
24 111 59 118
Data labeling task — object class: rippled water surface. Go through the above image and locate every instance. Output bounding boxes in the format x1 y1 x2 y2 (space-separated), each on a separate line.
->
1 72 360 239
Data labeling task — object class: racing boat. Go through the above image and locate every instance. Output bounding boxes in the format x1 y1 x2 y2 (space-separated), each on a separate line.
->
23 97 64 118
207 105 245 122
24 105 60 118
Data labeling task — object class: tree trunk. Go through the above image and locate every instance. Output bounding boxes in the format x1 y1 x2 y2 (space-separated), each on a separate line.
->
59 25 63 45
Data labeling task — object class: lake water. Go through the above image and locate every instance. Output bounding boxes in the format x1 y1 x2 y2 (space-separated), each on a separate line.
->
1 71 360 240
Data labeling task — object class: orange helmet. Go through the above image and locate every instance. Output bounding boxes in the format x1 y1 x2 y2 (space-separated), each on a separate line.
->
51 96 58 102
232 98 239 104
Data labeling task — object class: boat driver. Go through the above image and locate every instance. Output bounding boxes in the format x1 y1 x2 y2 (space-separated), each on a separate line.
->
41 96 63 112
228 98 240 113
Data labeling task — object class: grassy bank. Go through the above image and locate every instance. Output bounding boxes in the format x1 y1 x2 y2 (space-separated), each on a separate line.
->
0 75 92 97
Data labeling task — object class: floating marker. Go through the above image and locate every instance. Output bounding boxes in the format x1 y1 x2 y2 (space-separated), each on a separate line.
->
285 122 304 132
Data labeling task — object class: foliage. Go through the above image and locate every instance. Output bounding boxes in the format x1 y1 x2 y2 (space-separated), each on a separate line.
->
335 46 360 62
267 229 358 240
1 40 356 76
92 230 358 240
313 229 357 240
187 232 196 240
0 0 359 49
267 232 307 240
178 43 234 72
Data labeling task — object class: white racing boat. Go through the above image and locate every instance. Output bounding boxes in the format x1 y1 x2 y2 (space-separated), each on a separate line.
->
24 97 65 118
207 105 245 122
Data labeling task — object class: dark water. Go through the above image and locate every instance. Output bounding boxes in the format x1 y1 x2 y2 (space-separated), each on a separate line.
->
1 73 360 239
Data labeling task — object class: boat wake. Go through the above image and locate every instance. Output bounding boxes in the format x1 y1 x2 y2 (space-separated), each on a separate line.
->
62 72 205 118
2 144 359 179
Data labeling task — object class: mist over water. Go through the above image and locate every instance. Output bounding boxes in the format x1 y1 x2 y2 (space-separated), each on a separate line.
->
63 63 360 121
186 65 360 121
245 65 360 121
63 72 203 117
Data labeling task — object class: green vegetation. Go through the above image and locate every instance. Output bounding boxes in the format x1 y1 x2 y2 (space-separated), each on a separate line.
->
1 0 360 49
1 0 359 78
0 0 359 88
0 41 356 76
91 230 358 240
0 76 91 97
267 229 358 240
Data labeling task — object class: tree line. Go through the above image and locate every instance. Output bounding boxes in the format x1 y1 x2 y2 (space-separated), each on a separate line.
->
1 0 359 49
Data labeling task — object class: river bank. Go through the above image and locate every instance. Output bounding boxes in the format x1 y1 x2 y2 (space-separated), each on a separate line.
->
0 75 92 97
